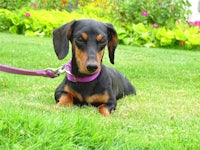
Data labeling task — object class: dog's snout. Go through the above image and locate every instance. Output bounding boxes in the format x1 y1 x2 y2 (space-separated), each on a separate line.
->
86 62 98 72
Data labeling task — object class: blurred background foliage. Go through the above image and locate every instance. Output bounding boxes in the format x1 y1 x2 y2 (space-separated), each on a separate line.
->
0 0 199 49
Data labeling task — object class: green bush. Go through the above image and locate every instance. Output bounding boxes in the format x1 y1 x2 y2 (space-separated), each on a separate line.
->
116 0 192 28
116 21 200 49
0 0 29 10
0 8 84 36
0 8 199 49
30 0 82 12
0 8 109 36
155 22 200 48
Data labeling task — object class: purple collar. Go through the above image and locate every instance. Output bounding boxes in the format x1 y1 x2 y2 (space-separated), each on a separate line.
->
65 60 101 82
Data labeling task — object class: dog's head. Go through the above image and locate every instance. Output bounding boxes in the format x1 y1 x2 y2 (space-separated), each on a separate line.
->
53 19 118 75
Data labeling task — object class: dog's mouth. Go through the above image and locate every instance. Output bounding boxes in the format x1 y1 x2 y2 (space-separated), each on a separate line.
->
75 59 100 75
82 64 100 75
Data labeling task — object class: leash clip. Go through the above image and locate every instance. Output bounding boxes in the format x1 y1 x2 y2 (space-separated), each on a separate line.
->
65 68 77 82
45 64 66 76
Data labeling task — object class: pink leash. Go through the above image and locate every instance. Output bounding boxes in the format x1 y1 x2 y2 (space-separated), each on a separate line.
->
0 60 100 82
0 64 65 78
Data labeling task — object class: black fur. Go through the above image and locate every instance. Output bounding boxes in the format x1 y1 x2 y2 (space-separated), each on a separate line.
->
53 19 136 115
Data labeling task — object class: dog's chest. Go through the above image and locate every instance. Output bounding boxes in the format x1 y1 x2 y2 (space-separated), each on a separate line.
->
65 82 110 104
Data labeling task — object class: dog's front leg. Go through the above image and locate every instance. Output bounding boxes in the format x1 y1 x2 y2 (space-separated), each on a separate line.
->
55 81 74 106
98 97 117 116
56 93 74 106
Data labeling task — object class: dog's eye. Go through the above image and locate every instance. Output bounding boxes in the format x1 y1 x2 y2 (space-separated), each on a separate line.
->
98 39 107 50
99 39 107 45
75 37 84 44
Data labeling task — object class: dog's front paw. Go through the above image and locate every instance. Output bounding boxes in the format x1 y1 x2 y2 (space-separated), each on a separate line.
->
56 94 73 106
98 104 110 116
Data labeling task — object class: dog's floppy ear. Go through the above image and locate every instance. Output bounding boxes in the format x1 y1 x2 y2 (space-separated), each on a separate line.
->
53 20 76 60
105 23 118 64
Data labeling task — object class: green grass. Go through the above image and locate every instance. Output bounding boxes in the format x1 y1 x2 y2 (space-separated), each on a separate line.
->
0 33 200 149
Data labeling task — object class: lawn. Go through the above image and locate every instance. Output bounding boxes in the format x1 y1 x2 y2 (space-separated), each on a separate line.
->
0 33 200 149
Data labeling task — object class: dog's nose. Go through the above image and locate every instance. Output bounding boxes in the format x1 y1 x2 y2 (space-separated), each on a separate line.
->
86 62 98 72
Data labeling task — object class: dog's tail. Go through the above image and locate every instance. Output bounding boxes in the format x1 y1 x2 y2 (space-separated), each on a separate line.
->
117 74 136 100
123 77 136 95
105 67 136 100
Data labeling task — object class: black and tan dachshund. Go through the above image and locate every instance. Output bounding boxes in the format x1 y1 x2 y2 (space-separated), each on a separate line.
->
53 19 136 116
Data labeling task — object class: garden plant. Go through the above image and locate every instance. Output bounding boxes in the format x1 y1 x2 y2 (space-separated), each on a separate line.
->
0 0 200 49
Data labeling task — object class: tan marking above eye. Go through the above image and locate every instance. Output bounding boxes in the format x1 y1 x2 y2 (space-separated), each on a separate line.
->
96 34 103 42
81 33 88 41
